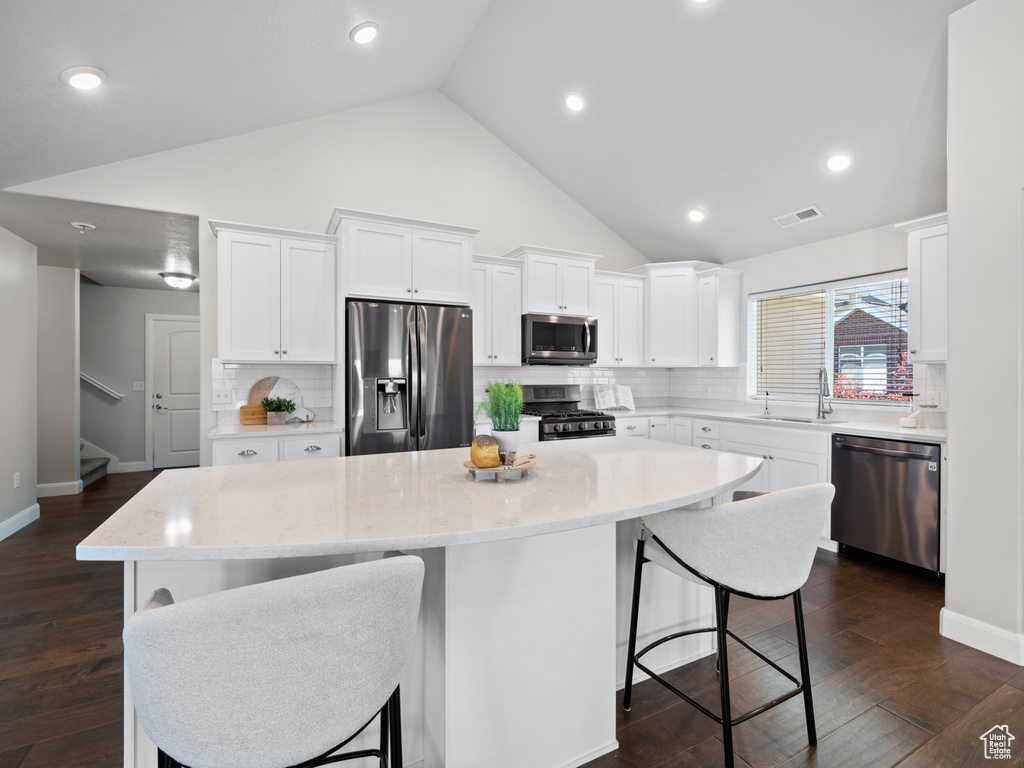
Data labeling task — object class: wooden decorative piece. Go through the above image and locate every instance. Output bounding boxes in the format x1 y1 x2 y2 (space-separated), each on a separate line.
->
240 405 268 425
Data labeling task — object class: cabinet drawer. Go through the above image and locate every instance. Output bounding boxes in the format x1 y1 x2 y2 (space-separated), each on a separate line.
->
282 437 341 461
213 440 280 466
617 417 649 438
693 419 721 440
695 437 722 451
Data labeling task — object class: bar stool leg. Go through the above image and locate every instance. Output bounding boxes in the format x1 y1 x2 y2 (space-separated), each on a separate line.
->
390 686 404 768
715 586 735 768
793 590 817 747
717 590 732 675
379 693 390 766
622 536 647 711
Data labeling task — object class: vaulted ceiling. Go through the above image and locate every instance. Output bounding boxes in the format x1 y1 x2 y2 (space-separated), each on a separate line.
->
0 0 972 274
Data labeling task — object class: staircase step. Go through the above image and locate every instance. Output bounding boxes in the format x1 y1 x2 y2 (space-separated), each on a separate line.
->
81 457 110 489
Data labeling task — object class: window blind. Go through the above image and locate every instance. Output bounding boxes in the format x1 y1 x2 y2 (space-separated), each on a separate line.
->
755 289 828 397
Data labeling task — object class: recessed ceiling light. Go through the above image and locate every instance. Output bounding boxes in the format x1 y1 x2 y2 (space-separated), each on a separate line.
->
350 22 379 44
60 66 106 90
70 221 96 234
687 208 706 222
160 272 196 289
827 154 852 171
565 92 586 112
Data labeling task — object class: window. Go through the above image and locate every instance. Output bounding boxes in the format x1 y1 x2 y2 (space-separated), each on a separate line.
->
751 273 912 403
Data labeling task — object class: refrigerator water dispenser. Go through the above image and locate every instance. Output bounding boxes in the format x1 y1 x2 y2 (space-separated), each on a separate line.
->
376 378 407 431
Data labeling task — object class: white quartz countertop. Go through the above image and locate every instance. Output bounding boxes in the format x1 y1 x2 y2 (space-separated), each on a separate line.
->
613 407 947 443
207 421 345 440
77 437 761 562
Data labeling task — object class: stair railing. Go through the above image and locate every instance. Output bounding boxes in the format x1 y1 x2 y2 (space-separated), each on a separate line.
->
80 372 124 400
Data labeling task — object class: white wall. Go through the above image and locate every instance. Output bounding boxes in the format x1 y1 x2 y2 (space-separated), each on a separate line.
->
9 91 649 466
36 266 80 490
942 0 1024 662
0 226 38 537
80 284 199 463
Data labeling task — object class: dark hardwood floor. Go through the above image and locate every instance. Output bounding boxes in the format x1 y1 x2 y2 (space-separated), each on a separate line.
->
0 471 160 768
2 474 1022 767
587 552 1024 768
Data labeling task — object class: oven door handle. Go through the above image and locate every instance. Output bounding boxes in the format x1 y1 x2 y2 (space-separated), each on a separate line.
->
837 443 930 460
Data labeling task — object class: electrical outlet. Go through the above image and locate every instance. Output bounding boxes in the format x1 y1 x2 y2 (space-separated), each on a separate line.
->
133 381 145 391
924 391 941 407
13 472 20 489
213 389 232 404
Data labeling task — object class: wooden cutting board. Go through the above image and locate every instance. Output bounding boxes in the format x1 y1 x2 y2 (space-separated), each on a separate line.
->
240 405 268 425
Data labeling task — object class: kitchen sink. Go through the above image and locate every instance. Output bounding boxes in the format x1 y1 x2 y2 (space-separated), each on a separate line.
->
751 415 847 425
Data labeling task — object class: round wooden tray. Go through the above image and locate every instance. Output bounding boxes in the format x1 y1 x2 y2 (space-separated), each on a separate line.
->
464 459 536 482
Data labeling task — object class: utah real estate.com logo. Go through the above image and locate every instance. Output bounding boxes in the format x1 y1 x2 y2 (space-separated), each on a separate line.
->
980 725 1015 760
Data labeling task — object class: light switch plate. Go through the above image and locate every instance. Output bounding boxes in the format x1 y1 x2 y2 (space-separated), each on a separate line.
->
133 381 145 391
213 389 232 404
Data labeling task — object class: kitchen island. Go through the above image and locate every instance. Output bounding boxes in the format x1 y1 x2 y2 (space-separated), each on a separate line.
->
79 436 761 768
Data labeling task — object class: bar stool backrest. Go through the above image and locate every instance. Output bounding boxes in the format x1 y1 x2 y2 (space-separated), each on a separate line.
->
645 484 834 597
123 556 424 768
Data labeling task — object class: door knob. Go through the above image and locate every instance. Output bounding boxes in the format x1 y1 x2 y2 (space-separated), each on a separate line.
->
154 393 162 399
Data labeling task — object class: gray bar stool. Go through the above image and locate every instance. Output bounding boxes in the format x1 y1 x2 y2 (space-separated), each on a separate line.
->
123 556 424 768
623 484 834 768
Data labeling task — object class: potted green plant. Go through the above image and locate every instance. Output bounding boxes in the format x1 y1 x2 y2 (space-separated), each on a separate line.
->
474 381 524 459
261 396 296 426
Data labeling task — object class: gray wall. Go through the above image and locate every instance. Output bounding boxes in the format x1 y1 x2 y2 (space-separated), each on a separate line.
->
36 266 80 487
945 0 1024 659
80 284 199 463
0 226 38 528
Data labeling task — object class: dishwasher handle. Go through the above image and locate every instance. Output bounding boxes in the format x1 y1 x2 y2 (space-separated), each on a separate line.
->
836 443 933 460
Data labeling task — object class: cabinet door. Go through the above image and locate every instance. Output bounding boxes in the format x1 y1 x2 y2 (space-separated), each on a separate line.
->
698 275 718 366
617 417 649 438
281 436 341 461
768 447 830 538
524 255 562 314
561 260 595 315
647 269 696 366
413 229 473 304
470 264 491 365
722 441 770 497
670 417 692 446
344 219 413 300
649 419 671 442
212 439 280 466
594 277 618 366
617 279 644 367
218 231 281 362
490 264 522 366
280 239 335 362
908 225 947 363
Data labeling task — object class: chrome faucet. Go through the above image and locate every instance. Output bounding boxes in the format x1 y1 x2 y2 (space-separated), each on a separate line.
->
816 366 833 420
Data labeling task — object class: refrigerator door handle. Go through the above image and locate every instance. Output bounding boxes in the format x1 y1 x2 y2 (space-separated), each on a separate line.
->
416 305 428 445
409 317 420 449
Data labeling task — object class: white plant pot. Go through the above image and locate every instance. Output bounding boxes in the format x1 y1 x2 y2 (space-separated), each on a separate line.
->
491 429 521 458
266 412 287 426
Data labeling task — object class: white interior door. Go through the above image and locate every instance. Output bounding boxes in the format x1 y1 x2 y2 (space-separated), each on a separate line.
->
151 316 200 469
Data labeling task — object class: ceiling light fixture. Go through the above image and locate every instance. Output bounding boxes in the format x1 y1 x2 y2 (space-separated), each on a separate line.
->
160 272 196 289
70 221 96 234
687 208 706 222
565 92 586 112
60 66 106 90
350 22 379 44
827 154 852 171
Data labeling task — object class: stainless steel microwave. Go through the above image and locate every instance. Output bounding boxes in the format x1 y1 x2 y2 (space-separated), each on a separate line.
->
522 314 598 365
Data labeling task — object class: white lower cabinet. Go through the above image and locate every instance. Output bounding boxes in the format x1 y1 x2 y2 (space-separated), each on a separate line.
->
617 416 649 438
212 435 342 467
648 418 670 442
693 419 721 451
670 417 692 447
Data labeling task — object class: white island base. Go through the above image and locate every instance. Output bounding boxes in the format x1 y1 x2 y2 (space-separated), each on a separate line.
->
86 438 760 768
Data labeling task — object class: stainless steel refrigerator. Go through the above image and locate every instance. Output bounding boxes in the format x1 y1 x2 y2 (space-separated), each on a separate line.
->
347 300 474 455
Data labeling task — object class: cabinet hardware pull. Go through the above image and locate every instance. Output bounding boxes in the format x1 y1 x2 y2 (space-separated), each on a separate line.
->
282 350 288 355
239 450 257 456
910 349 917 354
702 444 711 449
769 455 775 460
627 425 636 430
710 356 714 361
652 358 656 362
763 454 768 459
274 350 280 355
407 288 413 293
304 445 321 452
414 289 419 293
701 426 711 432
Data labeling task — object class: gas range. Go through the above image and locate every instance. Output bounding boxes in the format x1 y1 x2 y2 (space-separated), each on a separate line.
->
520 384 616 441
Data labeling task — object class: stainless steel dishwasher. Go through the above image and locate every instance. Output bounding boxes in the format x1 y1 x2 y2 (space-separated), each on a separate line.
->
830 434 941 576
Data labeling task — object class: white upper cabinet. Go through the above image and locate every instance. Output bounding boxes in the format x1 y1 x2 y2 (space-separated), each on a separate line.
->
328 209 478 305
212 222 336 364
696 267 742 367
470 258 522 366
630 263 698 366
595 272 644 366
898 213 947 363
507 246 599 316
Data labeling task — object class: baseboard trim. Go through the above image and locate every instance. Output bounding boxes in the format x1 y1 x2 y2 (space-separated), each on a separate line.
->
560 741 618 768
818 538 839 553
37 480 84 497
940 607 1024 664
118 461 147 473
0 503 40 542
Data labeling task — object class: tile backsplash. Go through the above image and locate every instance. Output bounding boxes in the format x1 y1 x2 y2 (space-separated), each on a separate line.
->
212 360 334 426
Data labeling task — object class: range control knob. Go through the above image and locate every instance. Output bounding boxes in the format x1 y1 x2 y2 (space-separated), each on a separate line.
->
553 423 563 432
603 421 612 429
579 422 588 431
593 422 603 430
